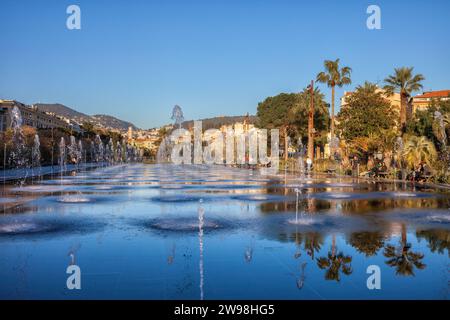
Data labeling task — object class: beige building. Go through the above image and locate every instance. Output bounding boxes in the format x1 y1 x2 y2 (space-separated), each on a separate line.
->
412 90 450 112
127 126 133 141
341 88 450 115
0 99 80 132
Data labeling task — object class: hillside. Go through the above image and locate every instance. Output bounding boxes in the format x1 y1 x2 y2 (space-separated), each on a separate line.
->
91 114 138 131
34 103 90 123
181 115 258 130
34 103 139 131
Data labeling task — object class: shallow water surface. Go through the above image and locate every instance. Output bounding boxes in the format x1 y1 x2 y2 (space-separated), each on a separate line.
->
0 164 449 299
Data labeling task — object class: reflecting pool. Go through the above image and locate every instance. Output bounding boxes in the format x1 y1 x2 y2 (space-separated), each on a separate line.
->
0 164 449 299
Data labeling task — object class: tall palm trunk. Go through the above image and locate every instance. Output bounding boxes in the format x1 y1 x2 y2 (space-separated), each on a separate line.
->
331 85 335 139
401 224 407 252
400 90 407 130
331 234 336 258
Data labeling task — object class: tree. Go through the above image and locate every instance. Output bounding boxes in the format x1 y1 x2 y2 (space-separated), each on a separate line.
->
383 67 425 130
316 59 352 140
257 93 298 160
257 93 297 162
337 82 396 141
290 87 330 147
81 121 94 133
402 135 437 169
405 109 435 141
256 91 330 162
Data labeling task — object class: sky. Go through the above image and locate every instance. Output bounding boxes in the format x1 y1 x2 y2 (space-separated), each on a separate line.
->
1 0 449 129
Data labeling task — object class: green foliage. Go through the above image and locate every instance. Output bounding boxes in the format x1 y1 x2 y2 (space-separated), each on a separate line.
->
383 67 425 97
81 122 94 133
431 160 450 184
383 67 425 128
257 93 297 129
406 98 450 149
405 110 434 138
316 59 352 88
316 58 352 137
402 135 437 169
337 82 396 141
256 90 330 146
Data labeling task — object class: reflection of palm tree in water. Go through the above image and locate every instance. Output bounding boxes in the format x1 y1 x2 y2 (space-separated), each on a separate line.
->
290 231 323 260
303 232 323 260
416 229 450 257
384 224 426 276
294 228 302 259
317 234 353 282
348 231 385 257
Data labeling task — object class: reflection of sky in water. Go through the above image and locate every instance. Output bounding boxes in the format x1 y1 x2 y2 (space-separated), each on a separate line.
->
0 164 449 299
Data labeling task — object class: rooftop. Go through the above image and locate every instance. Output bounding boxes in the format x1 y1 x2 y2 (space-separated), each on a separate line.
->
414 90 450 99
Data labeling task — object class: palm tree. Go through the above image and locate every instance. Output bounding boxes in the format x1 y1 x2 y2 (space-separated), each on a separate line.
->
384 224 426 276
402 135 437 169
316 59 352 141
316 234 352 282
383 67 425 130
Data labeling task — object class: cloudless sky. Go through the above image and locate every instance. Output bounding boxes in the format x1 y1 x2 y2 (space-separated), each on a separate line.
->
1 0 449 129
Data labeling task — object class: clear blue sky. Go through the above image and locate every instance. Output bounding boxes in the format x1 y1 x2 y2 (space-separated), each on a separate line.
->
1 0 449 129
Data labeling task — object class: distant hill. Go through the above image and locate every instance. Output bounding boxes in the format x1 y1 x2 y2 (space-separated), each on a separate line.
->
181 115 258 130
91 114 138 131
35 103 90 122
34 103 139 131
